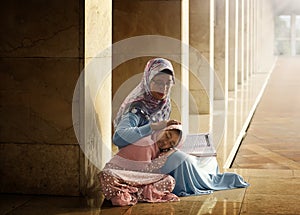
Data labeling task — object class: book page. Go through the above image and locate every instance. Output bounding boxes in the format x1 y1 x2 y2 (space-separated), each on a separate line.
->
178 133 216 157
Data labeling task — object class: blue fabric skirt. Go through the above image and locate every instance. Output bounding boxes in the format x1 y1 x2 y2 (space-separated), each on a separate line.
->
160 150 249 196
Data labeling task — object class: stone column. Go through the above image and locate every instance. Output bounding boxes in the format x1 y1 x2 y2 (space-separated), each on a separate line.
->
228 0 237 91
181 0 189 134
0 0 83 195
245 0 250 79
82 0 112 201
237 0 244 84
253 0 257 74
243 0 249 80
189 0 210 117
249 0 254 76
215 0 226 99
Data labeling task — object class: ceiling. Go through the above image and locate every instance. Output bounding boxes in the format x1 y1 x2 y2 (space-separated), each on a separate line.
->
272 0 300 15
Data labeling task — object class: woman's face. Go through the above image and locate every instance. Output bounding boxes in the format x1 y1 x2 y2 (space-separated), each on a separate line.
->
150 73 173 100
156 129 180 150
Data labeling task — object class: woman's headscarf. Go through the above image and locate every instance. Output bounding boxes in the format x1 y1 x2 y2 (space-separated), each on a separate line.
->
114 58 175 128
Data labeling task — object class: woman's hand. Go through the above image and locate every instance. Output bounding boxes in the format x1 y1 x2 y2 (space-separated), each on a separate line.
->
150 120 168 130
167 119 181 126
150 119 181 131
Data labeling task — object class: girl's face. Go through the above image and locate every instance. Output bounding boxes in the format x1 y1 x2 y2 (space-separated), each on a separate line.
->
150 73 173 100
156 129 180 150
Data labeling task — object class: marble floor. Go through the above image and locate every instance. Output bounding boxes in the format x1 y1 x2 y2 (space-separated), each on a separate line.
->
1 56 300 214
231 56 300 170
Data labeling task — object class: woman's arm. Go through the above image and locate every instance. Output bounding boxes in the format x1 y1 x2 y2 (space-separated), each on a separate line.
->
113 110 179 148
113 112 152 148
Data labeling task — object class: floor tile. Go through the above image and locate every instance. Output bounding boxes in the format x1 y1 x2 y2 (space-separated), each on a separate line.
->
293 170 300 177
246 177 300 195
228 168 294 178
125 200 242 215
0 194 32 215
181 188 247 203
233 57 300 170
5 196 100 215
240 194 300 215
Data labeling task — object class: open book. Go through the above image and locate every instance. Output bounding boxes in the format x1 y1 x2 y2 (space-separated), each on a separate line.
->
177 133 217 157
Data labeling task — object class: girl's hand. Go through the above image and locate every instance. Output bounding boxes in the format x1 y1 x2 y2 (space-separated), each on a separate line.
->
158 148 176 157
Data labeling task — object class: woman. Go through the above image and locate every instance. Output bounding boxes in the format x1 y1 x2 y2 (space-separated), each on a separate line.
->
113 57 180 147
99 125 183 206
112 58 249 198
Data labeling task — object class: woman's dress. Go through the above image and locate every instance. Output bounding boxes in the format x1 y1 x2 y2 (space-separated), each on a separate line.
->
113 112 249 197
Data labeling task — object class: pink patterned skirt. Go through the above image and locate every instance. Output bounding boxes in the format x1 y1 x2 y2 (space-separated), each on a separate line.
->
99 168 179 206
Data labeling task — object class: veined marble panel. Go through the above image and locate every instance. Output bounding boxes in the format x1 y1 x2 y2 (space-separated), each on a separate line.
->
113 0 181 41
0 143 80 195
0 58 79 144
0 0 81 58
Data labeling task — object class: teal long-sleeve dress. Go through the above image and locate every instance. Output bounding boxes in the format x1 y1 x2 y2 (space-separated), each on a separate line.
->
113 112 249 196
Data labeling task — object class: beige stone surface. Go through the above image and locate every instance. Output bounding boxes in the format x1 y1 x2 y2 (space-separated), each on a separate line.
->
0 0 83 196
0 0 81 58
214 0 226 99
189 89 210 114
0 195 102 215
247 177 300 195
241 193 300 215
118 193 246 215
112 0 181 113
189 0 210 58
85 0 112 59
0 194 32 215
228 0 237 91
189 0 210 114
232 57 300 170
113 0 181 42
84 0 112 176
0 58 79 144
0 143 80 195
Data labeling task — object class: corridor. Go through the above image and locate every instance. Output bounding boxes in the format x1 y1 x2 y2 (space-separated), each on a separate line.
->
1 57 300 215
232 57 300 170
1 0 300 214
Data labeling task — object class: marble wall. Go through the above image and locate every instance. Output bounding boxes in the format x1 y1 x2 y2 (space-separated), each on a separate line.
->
228 0 237 91
214 0 226 99
112 0 182 120
189 0 210 114
0 0 83 195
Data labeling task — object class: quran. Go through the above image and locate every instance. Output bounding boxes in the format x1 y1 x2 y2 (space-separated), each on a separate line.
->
178 133 217 157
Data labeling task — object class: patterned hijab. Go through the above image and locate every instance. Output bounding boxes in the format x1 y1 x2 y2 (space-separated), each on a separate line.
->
114 58 175 128
152 124 184 148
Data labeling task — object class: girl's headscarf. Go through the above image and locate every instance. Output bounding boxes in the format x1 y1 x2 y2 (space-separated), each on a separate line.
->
151 124 184 148
106 124 183 173
114 58 175 128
